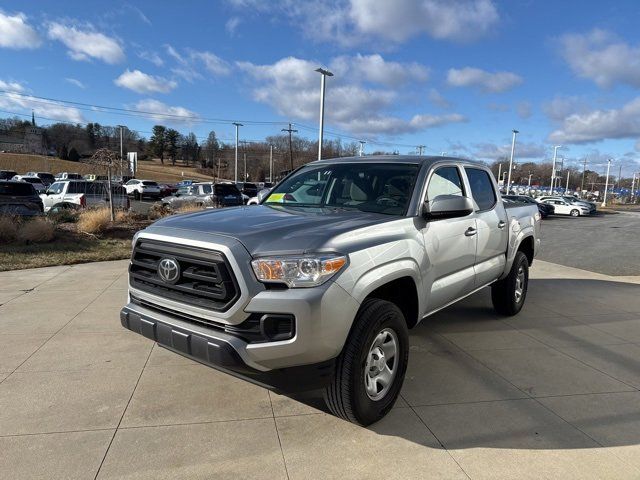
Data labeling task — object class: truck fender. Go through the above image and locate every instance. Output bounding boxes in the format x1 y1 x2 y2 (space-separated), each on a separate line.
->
500 224 535 280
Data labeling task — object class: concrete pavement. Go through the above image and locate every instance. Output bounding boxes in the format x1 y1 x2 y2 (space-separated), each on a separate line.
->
1 259 640 479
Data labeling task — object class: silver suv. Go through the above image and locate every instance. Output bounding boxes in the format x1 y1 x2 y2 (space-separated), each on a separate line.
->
121 156 540 425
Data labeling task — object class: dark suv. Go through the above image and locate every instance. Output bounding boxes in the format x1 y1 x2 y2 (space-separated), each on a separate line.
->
0 181 44 216
0 170 17 181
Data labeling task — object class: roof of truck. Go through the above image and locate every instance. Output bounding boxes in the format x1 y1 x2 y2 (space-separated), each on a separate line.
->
311 155 484 166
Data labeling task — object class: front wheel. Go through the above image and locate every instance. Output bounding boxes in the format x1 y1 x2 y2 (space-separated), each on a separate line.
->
491 251 529 316
570 209 580 217
324 299 409 426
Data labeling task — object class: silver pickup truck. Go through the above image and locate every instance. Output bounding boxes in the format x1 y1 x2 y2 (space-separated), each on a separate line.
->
121 156 540 425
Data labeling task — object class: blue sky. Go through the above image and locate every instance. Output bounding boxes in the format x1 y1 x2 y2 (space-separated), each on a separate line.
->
2 0 640 176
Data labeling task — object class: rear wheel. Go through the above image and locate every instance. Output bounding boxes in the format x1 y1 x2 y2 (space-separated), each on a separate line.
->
570 209 580 217
134 190 141 201
491 251 529 316
324 298 409 426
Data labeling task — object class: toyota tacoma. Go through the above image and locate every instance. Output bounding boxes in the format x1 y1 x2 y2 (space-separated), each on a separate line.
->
121 156 540 425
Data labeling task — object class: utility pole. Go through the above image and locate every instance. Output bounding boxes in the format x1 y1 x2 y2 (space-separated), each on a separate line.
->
358 140 366 157
417 145 425 155
507 129 519 194
118 125 124 178
233 122 243 183
631 172 636 199
497 164 502 185
528 172 532 187
441 151 447 156
602 158 613 207
616 164 622 190
269 145 273 183
315 68 333 161
566 170 570 192
243 152 247 181
550 145 561 195
281 123 297 171
581 157 587 194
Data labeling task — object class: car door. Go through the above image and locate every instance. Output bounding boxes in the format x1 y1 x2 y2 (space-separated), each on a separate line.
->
43 182 65 210
464 167 508 287
421 165 477 312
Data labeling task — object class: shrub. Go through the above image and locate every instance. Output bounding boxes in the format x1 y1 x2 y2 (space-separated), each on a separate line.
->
0 215 19 243
17 217 55 243
77 208 111 234
48 208 79 224
147 203 172 220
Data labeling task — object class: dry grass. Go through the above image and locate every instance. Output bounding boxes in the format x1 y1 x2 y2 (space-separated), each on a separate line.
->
17 217 55 243
175 204 207 214
77 208 112 234
0 216 19 243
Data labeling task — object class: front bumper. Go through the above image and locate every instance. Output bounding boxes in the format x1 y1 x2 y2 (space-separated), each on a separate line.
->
121 304 335 392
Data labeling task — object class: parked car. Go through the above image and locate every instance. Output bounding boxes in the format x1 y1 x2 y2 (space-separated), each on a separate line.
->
55 172 83 180
41 180 129 213
122 155 541 426
176 179 195 187
124 179 161 200
0 170 18 180
0 180 44 216
25 171 56 186
247 188 271 205
162 182 243 209
159 183 178 197
83 174 109 182
562 195 597 213
241 182 258 198
538 197 591 216
12 175 46 193
503 195 554 218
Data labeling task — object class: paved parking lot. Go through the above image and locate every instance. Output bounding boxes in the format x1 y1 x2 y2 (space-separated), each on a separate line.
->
1 259 640 479
538 211 640 276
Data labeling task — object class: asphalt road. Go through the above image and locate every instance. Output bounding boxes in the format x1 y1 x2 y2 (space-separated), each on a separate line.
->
130 198 158 215
538 211 640 276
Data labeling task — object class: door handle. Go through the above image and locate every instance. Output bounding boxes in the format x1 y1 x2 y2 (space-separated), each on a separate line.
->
498 221 506 229
464 227 477 237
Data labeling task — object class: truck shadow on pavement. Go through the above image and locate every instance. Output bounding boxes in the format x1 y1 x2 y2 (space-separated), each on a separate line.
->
287 278 640 451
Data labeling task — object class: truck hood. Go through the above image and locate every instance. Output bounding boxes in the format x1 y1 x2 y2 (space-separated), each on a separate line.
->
148 205 398 256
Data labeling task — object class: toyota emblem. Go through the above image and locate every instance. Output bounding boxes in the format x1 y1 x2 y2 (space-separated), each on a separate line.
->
157 258 180 283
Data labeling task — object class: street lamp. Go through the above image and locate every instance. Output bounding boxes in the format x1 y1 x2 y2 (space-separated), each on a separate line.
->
602 158 613 207
233 122 243 183
315 68 333 161
507 129 519 194
550 145 562 194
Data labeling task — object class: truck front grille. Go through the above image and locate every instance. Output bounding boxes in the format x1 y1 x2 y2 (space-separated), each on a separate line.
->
129 239 240 312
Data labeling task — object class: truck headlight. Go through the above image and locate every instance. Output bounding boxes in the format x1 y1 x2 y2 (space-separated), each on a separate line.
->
251 255 347 288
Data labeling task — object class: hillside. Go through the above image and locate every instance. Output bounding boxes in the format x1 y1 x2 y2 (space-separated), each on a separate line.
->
0 153 217 183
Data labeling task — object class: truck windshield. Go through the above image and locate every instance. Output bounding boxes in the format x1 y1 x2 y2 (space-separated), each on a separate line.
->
264 163 420 216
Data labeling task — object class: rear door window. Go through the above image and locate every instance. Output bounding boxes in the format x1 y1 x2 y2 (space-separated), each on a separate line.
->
464 168 497 211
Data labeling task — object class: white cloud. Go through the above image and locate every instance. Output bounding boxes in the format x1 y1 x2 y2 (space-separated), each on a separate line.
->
65 78 86 89
472 141 546 160
133 99 199 124
0 81 84 123
165 45 230 81
0 11 40 49
330 54 429 86
446 67 522 93
542 95 590 122
0 79 26 93
516 101 532 119
428 88 451 108
114 69 177 94
238 55 465 136
46 21 125 64
226 17 241 35
558 29 640 88
549 97 640 144
229 0 499 46
138 50 163 67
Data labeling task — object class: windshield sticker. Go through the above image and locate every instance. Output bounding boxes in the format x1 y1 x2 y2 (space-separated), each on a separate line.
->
268 193 285 203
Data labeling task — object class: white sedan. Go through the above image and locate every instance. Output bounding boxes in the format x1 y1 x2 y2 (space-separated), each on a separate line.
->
538 198 591 217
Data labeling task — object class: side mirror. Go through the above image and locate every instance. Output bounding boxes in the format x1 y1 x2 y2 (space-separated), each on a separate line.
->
422 195 474 220
257 188 271 203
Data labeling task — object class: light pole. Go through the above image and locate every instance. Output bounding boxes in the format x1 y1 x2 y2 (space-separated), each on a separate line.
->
528 172 532 187
441 151 447 156
602 158 613 207
315 68 333 161
550 145 561 194
358 140 366 157
507 129 519 194
269 145 273 183
417 145 425 155
497 163 502 185
233 122 243 183
631 172 637 199
118 125 124 177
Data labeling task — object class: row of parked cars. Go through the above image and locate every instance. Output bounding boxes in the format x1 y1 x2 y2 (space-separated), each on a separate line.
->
502 194 597 218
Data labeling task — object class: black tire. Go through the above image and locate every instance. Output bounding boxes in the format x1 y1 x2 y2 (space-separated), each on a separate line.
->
134 190 141 201
324 298 409 426
491 251 529 316
570 209 580 217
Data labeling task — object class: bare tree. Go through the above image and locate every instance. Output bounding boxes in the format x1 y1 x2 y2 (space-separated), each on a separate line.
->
84 148 124 221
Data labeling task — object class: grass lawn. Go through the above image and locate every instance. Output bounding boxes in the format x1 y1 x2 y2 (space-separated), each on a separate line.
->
0 236 131 271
